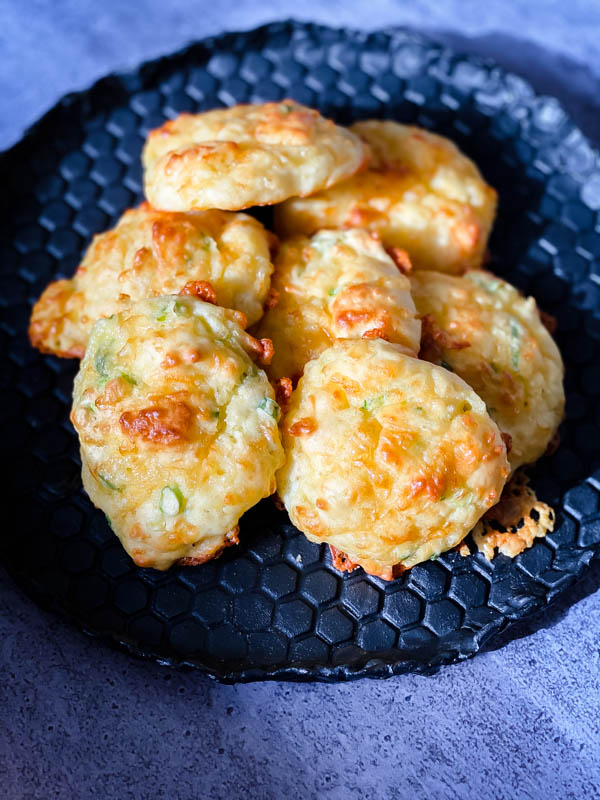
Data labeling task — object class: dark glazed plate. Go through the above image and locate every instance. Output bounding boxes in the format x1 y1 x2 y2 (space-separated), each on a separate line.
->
2 21 600 682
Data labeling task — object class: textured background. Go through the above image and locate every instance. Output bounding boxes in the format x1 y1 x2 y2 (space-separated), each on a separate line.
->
1 2 600 799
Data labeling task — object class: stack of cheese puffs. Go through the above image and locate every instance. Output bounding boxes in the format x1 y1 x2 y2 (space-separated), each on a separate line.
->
29 101 565 578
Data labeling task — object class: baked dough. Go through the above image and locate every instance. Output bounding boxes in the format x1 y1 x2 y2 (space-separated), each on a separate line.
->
29 203 274 358
254 228 421 381
275 120 496 274
143 101 369 211
411 269 565 470
277 339 509 578
71 296 284 569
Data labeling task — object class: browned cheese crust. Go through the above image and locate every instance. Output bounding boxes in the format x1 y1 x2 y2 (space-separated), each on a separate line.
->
470 471 555 559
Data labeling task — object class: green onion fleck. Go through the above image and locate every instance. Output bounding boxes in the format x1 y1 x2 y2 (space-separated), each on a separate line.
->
97 472 121 491
105 514 114 530
448 491 469 509
95 352 109 378
361 395 385 413
156 304 169 321
195 318 215 337
212 409 221 419
258 396 280 421
510 321 520 370
430 553 439 561
159 485 185 516
473 276 500 293
174 300 192 317
328 287 339 297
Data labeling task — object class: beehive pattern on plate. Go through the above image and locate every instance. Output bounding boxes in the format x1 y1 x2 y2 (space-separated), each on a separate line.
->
1 21 600 682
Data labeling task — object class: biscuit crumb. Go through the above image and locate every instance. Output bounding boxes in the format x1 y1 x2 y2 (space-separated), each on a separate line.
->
246 336 274 365
275 376 293 412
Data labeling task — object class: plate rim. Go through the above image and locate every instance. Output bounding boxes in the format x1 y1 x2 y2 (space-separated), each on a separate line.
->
1 19 599 683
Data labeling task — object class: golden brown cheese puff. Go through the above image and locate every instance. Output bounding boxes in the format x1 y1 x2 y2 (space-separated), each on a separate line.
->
254 228 421 382
143 101 369 211
411 270 564 471
276 120 497 275
277 339 509 579
29 203 274 358
71 296 284 570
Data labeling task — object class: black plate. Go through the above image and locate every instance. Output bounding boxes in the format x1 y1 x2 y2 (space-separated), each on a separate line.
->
2 21 600 682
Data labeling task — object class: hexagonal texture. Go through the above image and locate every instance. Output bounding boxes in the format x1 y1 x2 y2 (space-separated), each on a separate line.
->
302 571 338 606
233 592 274 630
113 579 149 615
169 619 206 655
449 572 489 607
383 590 423 628
154 584 193 619
274 599 313 637
219 557 257 593
260 563 298 598
341 579 380 618
357 619 397 651
316 608 354 644
424 600 464 637
192 588 230 626
1 22 599 682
